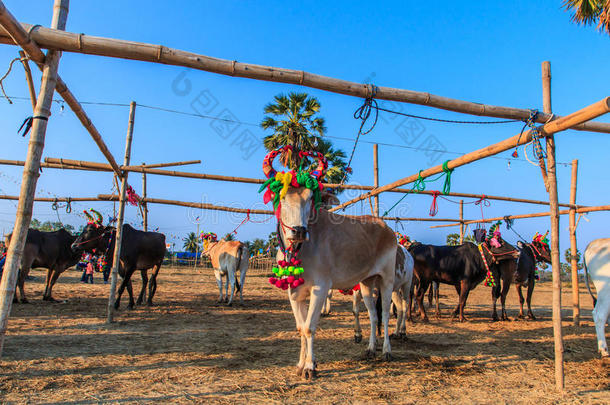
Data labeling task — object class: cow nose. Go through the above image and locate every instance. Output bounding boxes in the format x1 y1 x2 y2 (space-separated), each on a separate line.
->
293 226 308 240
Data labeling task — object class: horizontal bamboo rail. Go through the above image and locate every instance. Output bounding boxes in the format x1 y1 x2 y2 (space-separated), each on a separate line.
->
429 204 610 229
330 98 610 212
383 216 462 222
139 160 200 169
0 3 122 177
0 157 581 208
0 195 99 202
0 22 609 134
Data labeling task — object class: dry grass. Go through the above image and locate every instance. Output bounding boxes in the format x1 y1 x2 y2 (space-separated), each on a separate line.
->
0 266 608 404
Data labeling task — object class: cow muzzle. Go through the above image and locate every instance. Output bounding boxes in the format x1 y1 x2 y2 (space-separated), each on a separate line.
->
288 226 308 242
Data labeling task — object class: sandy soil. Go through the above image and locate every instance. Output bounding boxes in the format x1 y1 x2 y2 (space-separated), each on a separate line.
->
0 266 608 404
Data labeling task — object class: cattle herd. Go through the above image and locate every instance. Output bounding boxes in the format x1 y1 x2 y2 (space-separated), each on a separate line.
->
1 149 609 381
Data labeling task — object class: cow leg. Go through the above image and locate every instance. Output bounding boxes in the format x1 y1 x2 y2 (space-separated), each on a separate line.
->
390 290 405 338
238 259 247 306
16 263 32 304
500 272 512 321
379 277 394 361
321 289 332 317
125 279 135 309
42 268 62 302
408 281 415 322
42 268 53 300
450 284 460 318
434 282 440 317
353 290 362 343
115 266 136 310
415 281 430 323
491 282 501 321
214 269 223 303
147 264 162 306
592 297 610 357
137 269 148 306
516 285 526 319
360 282 378 357
226 268 236 306
289 295 308 375
522 277 536 320
301 283 330 380
457 280 471 322
427 283 434 308
224 272 229 303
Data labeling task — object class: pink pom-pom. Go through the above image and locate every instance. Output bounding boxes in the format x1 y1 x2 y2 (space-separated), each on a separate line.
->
278 260 287 267
293 259 302 265
291 280 300 289
269 277 277 285
295 278 304 287
274 279 283 287
490 238 501 248
287 275 295 283
281 283 289 290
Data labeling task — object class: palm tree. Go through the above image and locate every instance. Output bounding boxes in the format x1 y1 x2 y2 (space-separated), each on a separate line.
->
183 232 200 253
563 0 610 34
262 92 350 183
262 92 326 169
223 233 235 241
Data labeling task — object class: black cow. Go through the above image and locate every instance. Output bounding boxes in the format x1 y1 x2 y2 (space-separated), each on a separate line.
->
72 222 166 309
5 228 81 303
411 240 519 322
512 239 551 319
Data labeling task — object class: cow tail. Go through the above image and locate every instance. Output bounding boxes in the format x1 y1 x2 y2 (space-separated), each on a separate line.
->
583 255 597 307
234 246 243 293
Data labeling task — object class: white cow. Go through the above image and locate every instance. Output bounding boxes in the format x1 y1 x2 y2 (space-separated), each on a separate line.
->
584 238 610 357
352 245 414 342
263 148 396 379
202 239 249 306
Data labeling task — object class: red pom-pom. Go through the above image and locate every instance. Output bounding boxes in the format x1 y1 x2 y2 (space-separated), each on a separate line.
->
293 259 302 265
268 277 277 285
291 280 300 289
353 284 361 291
287 275 295 283
281 283 289 290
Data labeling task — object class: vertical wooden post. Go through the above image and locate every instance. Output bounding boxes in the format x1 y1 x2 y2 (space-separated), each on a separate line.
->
569 159 579 326
373 144 379 216
0 0 69 356
542 61 564 390
459 200 464 244
141 163 148 232
18 50 37 111
107 101 135 324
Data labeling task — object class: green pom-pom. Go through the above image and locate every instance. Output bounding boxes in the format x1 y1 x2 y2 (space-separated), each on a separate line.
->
295 267 304 275
272 267 279 275
288 266 295 274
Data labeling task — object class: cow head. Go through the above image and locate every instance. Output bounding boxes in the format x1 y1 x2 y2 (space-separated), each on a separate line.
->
528 231 552 263
71 210 113 253
260 146 330 244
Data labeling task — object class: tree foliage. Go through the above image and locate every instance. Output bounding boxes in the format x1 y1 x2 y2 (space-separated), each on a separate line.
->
182 232 201 253
563 0 610 34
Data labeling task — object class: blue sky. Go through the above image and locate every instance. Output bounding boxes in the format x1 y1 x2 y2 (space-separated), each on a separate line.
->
0 1 608 254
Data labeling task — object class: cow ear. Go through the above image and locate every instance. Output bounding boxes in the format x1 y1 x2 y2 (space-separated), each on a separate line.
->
320 191 340 208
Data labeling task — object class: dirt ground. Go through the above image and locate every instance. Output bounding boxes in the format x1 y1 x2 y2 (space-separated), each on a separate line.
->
0 266 608 404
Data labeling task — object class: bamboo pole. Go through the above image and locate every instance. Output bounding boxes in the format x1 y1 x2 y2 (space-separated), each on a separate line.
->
569 159 579 327
330 97 610 213
0 195 100 202
0 1 122 177
0 0 68 357
373 144 379 217
142 162 147 232
107 101 135 324
459 200 464 243
382 216 462 223
541 61 564 390
35 157 582 209
139 160 200 169
430 204 610 228
18 50 36 110
1 22 610 134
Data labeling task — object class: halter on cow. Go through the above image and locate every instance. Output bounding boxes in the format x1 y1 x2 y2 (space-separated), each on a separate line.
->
259 145 398 380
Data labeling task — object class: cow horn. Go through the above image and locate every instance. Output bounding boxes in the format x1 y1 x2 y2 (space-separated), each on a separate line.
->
299 150 328 180
262 145 292 179
83 210 94 223
90 209 103 224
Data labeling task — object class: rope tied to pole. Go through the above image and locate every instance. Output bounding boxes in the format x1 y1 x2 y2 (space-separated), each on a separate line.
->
0 56 30 104
18 116 48 137
342 84 379 183
441 160 453 195
512 109 538 158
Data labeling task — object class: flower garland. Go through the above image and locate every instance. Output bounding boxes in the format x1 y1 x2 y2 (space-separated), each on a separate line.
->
395 232 411 247
533 231 549 245
338 284 360 295
259 146 327 290
126 184 140 206
487 220 503 248
478 244 497 287
201 232 217 251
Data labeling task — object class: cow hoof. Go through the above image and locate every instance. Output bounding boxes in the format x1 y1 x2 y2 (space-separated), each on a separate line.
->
527 313 536 320
321 312 330 317
390 333 399 340
382 352 393 362
421 317 430 324
502 316 511 322
459 317 468 323
114 301 120 310
227 302 233 307
364 349 376 359
517 314 525 319
354 335 362 343
146 301 154 307
303 368 316 380
12 297 18 304
296 366 304 376
492 315 499 322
